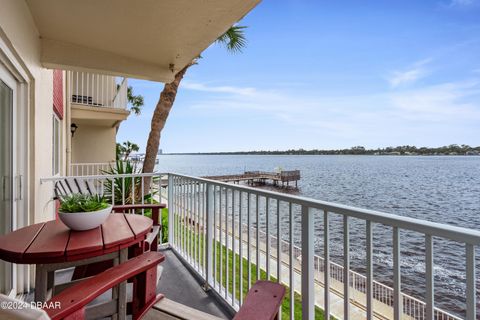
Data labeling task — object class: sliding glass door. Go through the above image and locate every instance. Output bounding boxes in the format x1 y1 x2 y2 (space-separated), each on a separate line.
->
0 65 15 296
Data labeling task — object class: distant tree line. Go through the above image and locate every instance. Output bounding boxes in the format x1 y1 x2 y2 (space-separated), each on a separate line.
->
169 144 480 156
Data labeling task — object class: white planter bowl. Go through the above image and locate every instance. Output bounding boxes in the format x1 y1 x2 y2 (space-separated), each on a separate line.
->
58 205 112 231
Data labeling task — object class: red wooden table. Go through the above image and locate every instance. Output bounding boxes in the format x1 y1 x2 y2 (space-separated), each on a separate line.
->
0 213 152 319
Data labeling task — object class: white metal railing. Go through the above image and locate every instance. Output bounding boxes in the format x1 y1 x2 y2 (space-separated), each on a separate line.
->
40 172 168 207
68 71 128 109
69 162 116 176
167 173 477 320
39 172 478 320
276 230 461 320
113 78 128 109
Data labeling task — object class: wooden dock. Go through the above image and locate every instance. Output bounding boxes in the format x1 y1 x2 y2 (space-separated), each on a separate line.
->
203 170 300 188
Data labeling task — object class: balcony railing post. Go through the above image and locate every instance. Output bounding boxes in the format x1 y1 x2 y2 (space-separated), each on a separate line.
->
466 243 476 320
301 205 314 320
168 174 174 246
205 183 214 289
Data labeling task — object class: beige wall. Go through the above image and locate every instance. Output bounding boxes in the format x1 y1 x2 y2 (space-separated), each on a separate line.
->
0 0 66 222
1 1 125 294
0 0 67 293
71 124 116 163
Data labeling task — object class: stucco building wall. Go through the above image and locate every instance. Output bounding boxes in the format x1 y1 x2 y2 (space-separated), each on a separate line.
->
71 124 116 164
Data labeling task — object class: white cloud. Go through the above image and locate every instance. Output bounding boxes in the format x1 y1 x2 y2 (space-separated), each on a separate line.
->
388 80 480 121
388 59 432 88
448 0 477 7
182 81 257 96
389 69 424 88
184 78 480 137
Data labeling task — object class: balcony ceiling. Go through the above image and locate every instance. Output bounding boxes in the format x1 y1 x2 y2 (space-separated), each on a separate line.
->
26 0 260 82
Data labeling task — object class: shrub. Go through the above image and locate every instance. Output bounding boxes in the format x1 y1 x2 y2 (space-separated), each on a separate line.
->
102 160 159 205
59 194 109 213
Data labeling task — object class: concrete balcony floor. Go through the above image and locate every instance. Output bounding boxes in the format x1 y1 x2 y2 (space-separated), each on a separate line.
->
154 249 231 319
18 248 231 320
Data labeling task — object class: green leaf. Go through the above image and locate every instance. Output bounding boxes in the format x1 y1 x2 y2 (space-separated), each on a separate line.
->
215 25 248 54
59 194 109 213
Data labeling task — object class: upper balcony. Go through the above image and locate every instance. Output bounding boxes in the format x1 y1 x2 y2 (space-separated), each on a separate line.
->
69 71 129 127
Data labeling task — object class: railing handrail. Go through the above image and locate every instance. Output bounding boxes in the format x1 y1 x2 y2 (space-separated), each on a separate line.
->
40 172 480 244
169 173 480 245
40 172 167 183
168 174 472 319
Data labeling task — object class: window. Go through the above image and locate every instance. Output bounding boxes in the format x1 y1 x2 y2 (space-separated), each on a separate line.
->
52 115 61 175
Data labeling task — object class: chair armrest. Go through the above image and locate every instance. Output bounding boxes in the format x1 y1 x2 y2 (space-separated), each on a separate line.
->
112 204 166 225
44 251 165 320
233 281 286 320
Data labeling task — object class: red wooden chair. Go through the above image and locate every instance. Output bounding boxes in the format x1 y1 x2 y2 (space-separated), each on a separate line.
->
54 178 164 279
1 275 285 320
54 177 164 250
234 281 286 320
0 251 165 320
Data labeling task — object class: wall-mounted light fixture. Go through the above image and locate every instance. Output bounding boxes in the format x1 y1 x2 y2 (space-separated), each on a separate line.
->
70 123 78 137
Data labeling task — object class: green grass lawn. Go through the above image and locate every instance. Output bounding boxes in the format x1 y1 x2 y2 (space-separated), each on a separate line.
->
169 210 331 320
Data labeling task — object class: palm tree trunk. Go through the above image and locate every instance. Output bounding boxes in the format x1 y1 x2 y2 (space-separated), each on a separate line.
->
142 63 193 191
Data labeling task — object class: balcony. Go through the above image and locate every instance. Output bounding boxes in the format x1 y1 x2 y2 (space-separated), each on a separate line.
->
69 71 130 127
38 172 479 320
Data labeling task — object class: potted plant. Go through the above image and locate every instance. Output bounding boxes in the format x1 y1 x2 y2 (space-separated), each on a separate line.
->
58 194 112 231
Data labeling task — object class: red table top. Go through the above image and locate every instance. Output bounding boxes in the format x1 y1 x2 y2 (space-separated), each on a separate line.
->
0 213 153 264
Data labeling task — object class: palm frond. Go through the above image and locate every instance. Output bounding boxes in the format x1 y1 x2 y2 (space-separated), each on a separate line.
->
127 86 144 115
216 25 247 53
130 105 142 115
102 160 158 205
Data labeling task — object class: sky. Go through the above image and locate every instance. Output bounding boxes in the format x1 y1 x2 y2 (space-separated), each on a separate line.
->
117 0 480 153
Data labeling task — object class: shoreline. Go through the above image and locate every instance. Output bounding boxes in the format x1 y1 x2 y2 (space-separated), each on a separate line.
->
150 153 480 157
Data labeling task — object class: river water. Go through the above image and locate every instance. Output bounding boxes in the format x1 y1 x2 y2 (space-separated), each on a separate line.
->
155 155 480 317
